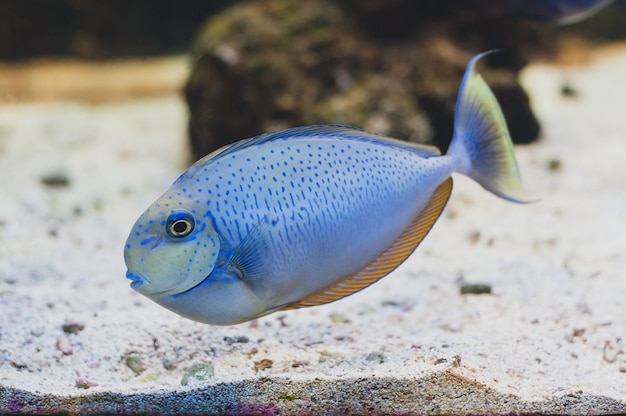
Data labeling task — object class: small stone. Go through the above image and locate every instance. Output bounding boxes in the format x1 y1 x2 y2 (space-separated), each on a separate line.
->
161 354 177 370
181 362 215 386
547 158 562 172
56 335 73 355
560 83 580 98
254 358 274 372
276 315 288 327
319 350 345 359
75 378 98 389
223 335 250 345
40 170 70 188
11 361 28 370
277 392 298 401
329 313 351 324
365 351 386 364
125 355 147 374
452 354 462 368
380 300 399 307
381 298 415 312
334 335 354 342
459 282 492 295
29 328 44 337
62 321 85 334
602 342 624 364
468 231 481 245
440 323 463 333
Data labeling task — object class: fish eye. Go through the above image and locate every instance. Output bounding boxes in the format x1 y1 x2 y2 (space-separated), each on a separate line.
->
165 211 195 239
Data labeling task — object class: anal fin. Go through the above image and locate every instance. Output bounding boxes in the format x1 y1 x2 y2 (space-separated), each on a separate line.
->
283 177 453 310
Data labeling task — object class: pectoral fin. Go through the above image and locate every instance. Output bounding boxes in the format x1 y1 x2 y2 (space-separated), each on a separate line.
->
283 177 453 310
227 216 275 281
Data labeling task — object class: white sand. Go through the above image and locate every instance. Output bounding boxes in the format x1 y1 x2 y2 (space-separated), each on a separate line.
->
0 45 625 414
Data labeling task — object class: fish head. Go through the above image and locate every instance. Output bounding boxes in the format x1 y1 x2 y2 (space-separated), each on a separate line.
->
124 194 220 299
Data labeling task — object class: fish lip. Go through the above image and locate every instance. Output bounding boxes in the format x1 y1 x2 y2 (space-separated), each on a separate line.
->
126 271 150 289
125 270 214 297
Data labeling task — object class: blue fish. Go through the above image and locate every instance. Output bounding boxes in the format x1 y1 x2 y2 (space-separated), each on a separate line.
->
500 0 612 24
124 51 529 325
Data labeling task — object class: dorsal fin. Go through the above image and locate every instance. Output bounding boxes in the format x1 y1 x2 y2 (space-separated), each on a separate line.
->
180 125 441 181
200 125 441 164
217 125 439 158
283 177 453 310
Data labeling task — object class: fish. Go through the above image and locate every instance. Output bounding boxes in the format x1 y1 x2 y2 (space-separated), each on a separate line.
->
423 0 611 24
501 0 613 25
124 51 530 325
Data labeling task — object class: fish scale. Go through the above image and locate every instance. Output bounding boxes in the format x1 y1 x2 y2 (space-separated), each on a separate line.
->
124 52 530 325
218 141 434 256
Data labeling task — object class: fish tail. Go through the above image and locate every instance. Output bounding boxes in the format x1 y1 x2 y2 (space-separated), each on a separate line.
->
447 50 531 203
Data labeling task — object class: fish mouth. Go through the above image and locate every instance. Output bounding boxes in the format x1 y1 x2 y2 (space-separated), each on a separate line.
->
126 271 150 290
125 270 214 297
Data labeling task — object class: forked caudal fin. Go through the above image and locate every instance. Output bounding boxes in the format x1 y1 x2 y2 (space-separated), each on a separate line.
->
447 50 532 203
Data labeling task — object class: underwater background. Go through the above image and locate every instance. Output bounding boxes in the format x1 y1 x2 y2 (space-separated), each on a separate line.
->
1 1 626 414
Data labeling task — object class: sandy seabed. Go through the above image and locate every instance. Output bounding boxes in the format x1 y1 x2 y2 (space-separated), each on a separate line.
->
0 46 625 415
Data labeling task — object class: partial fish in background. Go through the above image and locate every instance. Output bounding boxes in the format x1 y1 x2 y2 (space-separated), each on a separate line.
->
498 0 612 24
124 51 531 325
